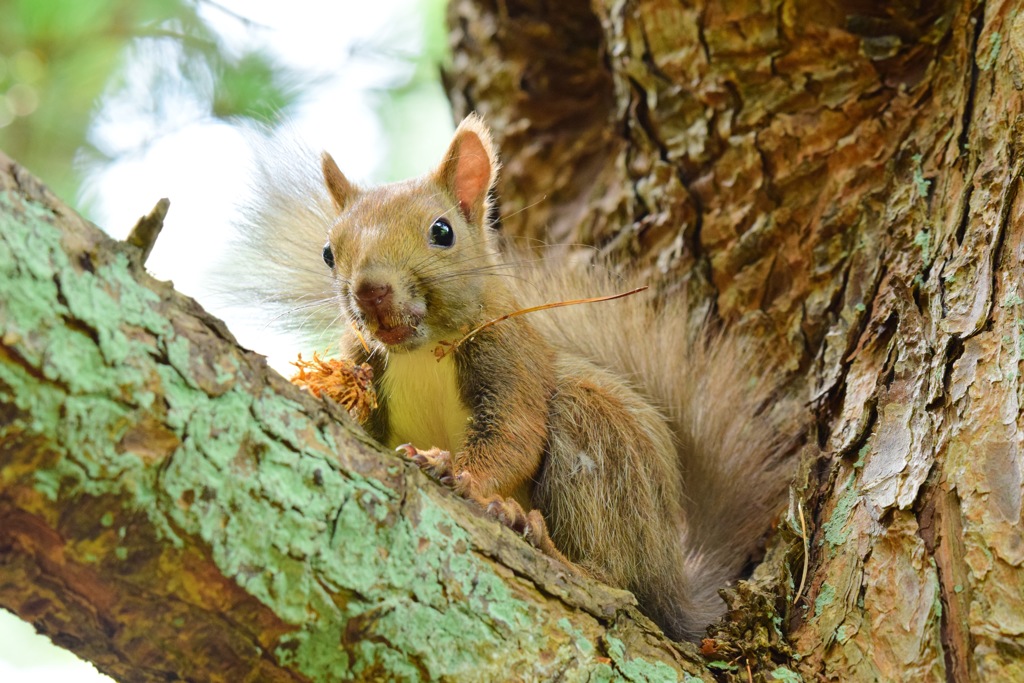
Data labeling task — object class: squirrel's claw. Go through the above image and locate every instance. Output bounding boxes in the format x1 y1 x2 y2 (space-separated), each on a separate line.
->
483 497 562 558
485 496 528 533
403 448 571 567
451 469 482 499
399 444 454 481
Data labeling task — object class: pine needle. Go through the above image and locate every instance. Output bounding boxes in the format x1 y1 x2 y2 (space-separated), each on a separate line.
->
793 499 809 609
434 286 649 360
350 320 370 353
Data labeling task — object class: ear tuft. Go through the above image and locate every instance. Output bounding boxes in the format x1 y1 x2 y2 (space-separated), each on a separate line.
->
321 152 353 212
434 113 499 226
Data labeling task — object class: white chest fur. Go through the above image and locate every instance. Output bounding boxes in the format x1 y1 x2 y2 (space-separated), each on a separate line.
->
380 347 472 452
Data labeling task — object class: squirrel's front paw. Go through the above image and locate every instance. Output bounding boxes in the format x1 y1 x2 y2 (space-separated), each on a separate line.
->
396 444 454 485
396 447 485 500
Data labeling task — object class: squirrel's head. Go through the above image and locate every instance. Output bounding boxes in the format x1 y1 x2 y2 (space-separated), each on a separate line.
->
320 114 501 353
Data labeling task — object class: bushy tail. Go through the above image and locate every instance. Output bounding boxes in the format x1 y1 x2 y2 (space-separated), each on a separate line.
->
209 132 342 348
512 262 798 630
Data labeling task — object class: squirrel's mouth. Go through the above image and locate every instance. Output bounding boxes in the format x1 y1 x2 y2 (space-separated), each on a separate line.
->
373 322 417 346
350 290 426 349
363 307 422 347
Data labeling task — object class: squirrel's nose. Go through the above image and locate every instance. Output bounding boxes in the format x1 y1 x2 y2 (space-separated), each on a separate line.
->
353 281 393 311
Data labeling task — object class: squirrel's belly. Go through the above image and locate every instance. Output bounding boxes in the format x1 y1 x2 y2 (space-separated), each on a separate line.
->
381 347 472 452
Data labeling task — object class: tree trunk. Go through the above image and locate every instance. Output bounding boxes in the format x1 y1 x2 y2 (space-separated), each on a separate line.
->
448 0 1023 680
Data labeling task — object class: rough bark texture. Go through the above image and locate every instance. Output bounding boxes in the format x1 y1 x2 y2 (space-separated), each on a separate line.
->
0 153 712 681
449 0 1023 680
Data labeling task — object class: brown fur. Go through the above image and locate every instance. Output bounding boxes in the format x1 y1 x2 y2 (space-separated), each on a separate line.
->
515 270 795 635
225 115 796 640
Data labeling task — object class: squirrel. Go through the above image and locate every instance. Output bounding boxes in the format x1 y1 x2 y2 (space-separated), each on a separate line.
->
226 114 796 640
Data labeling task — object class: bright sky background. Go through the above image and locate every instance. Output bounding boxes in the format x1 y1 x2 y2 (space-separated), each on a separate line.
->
1 0 451 680
88 0 454 373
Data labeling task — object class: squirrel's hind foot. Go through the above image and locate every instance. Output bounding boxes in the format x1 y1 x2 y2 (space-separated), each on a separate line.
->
482 495 566 561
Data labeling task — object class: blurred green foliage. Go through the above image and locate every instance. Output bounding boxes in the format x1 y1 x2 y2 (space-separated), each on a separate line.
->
374 0 453 181
0 0 454 210
0 0 307 203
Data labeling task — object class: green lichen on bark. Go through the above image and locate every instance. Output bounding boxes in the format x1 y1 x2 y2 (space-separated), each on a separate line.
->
820 473 859 549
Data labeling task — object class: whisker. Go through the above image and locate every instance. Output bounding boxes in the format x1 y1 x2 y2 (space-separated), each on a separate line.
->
278 290 338 305
298 302 342 330
313 311 347 342
411 229 510 278
264 299 337 326
272 263 334 278
497 195 548 223
422 267 539 287
416 249 507 280
420 256 552 286
501 234 600 254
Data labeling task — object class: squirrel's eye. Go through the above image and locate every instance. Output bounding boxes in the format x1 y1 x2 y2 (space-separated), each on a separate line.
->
322 242 335 269
428 218 455 248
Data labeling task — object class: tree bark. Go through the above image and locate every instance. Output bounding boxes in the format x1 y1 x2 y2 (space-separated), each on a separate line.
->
448 0 1023 680
0 154 710 680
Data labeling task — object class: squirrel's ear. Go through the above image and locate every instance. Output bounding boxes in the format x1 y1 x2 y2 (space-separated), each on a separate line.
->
433 113 498 226
321 152 353 212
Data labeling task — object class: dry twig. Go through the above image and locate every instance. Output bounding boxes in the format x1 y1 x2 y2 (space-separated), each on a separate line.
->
434 286 649 359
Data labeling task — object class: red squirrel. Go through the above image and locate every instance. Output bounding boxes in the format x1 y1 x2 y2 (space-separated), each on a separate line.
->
230 114 795 639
